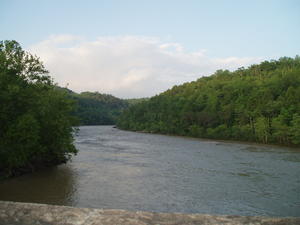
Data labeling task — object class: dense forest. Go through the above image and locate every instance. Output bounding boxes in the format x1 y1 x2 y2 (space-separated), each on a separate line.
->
0 40 77 178
117 57 300 147
126 97 150 106
57 88 129 125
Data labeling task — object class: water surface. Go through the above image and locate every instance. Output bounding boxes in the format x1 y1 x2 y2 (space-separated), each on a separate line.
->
0 126 299 216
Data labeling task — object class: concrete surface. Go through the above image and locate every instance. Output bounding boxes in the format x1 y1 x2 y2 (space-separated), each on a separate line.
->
0 201 299 225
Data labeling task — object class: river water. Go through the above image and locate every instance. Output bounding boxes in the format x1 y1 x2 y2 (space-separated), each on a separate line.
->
0 126 299 216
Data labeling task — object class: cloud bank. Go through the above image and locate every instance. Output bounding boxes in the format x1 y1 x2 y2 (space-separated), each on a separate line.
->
29 35 260 98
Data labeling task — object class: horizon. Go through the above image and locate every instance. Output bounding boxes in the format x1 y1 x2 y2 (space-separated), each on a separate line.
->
1 0 299 98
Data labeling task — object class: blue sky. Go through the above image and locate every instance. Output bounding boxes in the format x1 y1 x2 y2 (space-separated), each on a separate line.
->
1 0 299 97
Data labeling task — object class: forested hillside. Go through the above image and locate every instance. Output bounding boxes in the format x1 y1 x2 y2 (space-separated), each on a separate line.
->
71 91 128 125
57 88 147 125
117 57 300 147
126 98 149 106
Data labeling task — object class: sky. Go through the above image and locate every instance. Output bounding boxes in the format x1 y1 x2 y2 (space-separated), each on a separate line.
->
1 0 299 98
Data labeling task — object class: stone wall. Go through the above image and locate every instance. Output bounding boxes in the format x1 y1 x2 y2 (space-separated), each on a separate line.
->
0 201 299 225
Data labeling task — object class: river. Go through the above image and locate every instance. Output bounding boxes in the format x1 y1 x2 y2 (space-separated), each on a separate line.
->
0 126 299 216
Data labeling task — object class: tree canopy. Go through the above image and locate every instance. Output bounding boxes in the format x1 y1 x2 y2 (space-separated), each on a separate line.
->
0 40 78 178
57 87 148 126
117 56 300 147
72 91 129 125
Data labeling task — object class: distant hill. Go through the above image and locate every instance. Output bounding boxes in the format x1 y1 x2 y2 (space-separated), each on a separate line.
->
56 87 148 125
73 92 129 125
117 56 300 147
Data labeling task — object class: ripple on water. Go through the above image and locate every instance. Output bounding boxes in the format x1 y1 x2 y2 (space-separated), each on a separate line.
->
0 125 299 217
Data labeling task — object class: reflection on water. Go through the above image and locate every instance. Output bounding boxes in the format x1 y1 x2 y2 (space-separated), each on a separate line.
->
0 165 77 206
0 125 299 217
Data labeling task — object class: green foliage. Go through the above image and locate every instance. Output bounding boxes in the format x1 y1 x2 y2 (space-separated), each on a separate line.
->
118 56 300 147
73 92 128 125
126 98 149 106
57 87 149 126
0 40 77 177
290 114 300 145
56 87 129 125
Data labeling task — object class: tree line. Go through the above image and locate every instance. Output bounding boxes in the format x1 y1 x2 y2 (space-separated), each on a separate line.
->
57 88 129 125
117 56 300 147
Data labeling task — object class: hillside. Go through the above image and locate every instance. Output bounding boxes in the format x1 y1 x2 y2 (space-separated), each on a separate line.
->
117 56 300 147
72 92 129 125
56 88 148 125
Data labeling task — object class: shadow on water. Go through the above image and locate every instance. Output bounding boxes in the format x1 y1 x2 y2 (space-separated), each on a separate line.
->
0 164 77 206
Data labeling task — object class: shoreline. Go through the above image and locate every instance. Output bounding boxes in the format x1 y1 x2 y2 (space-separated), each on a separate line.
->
0 159 67 181
115 126 300 151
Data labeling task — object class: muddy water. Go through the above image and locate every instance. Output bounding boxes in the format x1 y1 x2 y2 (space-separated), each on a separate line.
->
0 126 299 216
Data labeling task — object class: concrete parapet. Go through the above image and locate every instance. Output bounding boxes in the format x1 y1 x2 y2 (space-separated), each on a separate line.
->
0 201 299 225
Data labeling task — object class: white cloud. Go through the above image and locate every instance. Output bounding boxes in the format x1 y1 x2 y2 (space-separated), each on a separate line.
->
29 35 261 98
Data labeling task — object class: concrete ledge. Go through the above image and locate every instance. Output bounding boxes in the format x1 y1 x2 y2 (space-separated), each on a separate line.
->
0 201 299 225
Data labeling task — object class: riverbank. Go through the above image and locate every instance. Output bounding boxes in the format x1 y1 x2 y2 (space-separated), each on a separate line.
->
0 158 67 181
116 126 300 150
0 201 299 225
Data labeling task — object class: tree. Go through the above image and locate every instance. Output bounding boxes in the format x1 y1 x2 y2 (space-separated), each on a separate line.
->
290 114 300 145
117 56 300 147
0 40 78 178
